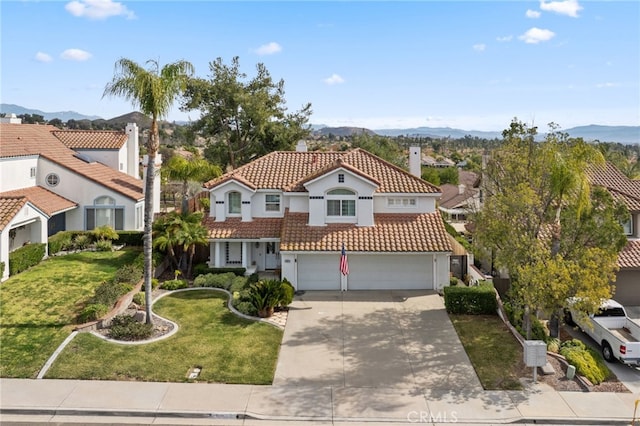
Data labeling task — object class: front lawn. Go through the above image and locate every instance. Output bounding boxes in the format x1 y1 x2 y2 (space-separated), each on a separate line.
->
0 249 141 378
46 290 283 384
450 314 526 390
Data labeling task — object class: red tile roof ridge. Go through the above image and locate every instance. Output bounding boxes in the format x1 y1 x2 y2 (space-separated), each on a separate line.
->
1 186 78 216
0 197 28 231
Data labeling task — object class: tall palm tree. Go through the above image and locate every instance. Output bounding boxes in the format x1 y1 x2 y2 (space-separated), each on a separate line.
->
176 211 209 278
103 58 194 324
164 155 220 213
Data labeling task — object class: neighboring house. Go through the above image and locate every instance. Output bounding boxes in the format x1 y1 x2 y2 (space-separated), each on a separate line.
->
202 143 452 291
0 117 148 281
589 162 640 305
438 170 481 233
422 155 456 168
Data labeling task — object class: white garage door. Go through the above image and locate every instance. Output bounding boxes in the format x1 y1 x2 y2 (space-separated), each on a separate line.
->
297 254 340 291
348 254 433 290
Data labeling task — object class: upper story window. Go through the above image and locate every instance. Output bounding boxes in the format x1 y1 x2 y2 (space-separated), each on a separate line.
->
338 173 345 183
30 167 36 179
45 173 59 187
228 191 241 215
622 217 633 236
388 197 417 208
265 194 281 212
326 189 356 217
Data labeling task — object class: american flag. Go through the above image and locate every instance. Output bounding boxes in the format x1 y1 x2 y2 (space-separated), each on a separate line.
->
340 242 349 276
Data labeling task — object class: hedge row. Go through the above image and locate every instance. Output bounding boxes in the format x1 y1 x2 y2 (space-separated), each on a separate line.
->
48 230 144 255
192 263 246 278
8 243 46 276
443 284 497 315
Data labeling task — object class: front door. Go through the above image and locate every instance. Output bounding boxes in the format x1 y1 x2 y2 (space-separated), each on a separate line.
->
265 242 280 270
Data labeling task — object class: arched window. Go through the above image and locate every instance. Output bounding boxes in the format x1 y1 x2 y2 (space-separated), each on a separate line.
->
86 196 123 230
326 189 356 217
228 191 241 215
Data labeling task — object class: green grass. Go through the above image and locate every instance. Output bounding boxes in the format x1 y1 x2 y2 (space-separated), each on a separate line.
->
450 314 525 390
0 249 141 378
45 290 283 384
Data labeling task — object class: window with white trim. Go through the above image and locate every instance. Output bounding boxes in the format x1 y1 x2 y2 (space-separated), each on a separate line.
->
30 167 36 178
326 189 356 217
135 204 143 229
85 196 124 230
228 191 241 214
265 194 281 212
387 197 417 208
45 173 59 187
622 217 633 236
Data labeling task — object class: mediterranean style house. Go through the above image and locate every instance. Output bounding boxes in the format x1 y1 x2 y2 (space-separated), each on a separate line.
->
202 143 452 291
589 162 640 305
0 116 155 281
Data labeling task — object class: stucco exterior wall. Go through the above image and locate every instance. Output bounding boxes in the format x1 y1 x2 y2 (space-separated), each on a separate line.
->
0 157 39 192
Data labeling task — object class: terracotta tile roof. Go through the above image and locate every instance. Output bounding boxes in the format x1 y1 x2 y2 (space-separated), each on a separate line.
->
52 130 128 150
0 197 27 231
203 216 284 239
280 212 452 252
0 124 143 201
0 186 77 217
203 149 440 194
618 239 640 269
589 163 640 212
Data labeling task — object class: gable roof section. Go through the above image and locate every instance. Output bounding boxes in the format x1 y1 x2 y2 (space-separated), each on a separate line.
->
589 162 640 212
280 212 451 252
0 124 143 201
0 187 77 217
0 197 27 231
52 130 128 150
618 240 640 269
203 149 440 194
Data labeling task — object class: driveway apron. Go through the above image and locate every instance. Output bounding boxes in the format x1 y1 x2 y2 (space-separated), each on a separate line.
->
273 290 483 394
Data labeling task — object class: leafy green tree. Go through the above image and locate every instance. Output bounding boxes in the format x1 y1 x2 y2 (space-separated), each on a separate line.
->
474 119 628 338
350 133 407 168
421 167 441 185
439 167 459 185
182 56 312 169
163 155 221 213
103 58 194 324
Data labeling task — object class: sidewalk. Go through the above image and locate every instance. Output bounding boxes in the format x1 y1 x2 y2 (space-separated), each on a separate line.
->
1 378 638 425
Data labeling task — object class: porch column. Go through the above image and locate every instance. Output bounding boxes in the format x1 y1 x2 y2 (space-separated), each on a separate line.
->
214 241 223 267
241 242 248 269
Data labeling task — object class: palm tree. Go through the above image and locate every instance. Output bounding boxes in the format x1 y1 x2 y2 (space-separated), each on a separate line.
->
176 211 208 278
103 58 194 324
152 212 183 270
164 155 220 213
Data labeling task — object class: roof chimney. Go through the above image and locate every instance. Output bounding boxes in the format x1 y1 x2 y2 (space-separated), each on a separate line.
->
296 140 308 152
409 146 421 178
1 114 22 124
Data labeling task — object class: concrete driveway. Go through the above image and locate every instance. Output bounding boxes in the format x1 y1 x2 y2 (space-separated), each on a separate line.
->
273 290 482 394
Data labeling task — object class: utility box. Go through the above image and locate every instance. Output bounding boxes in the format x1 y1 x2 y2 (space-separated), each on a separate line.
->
524 340 547 367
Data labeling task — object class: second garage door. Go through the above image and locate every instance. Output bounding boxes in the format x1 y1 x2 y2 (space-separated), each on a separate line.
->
347 254 433 290
297 254 340 291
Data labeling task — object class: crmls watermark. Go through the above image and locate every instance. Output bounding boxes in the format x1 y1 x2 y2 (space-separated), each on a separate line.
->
407 410 458 423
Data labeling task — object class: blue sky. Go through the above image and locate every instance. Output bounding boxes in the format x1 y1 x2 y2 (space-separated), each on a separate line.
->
1 0 638 131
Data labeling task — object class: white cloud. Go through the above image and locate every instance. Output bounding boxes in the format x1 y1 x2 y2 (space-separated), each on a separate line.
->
60 48 92 61
35 52 53 63
519 27 556 44
496 35 513 42
323 74 345 85
254 42 282 56
526 9 541 18
540 0 582 18
65 0 135 20
596 82 618 88
473 44 486 52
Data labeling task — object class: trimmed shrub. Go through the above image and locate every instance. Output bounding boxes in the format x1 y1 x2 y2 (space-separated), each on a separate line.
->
109 314 153 341
132 292 145 306
192 263 246 278
161 279 188 290
443 284 497 315
114 264 143 284
92 225 119 242
141 278 159 292
280 278 295 307
230 276 249 294
560 344 610 385
193 272 236 290
547 338 561 353
90 281 133 307
8 243 46 276
48 231 73 255
78 303 109 323
116 231 144 247
95 240 113 252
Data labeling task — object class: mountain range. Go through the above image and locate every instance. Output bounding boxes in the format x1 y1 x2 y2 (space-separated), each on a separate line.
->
2 103 638 144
